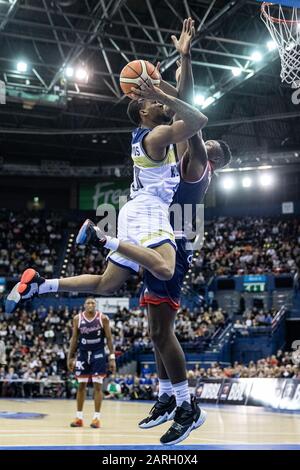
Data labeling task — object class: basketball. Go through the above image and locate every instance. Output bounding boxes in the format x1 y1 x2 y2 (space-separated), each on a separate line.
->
119 60 160 98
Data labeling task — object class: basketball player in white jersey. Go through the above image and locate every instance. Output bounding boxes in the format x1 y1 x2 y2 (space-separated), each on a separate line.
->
6 73 209 312
68 298 116 428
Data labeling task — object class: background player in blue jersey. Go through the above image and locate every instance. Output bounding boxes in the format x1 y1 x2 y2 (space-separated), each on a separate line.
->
139 18 232 445
67 298 116 429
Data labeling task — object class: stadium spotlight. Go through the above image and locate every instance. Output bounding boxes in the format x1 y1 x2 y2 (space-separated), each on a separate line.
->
232 67 242 77
259 173 273 187
65 66 74 78
222 177 235 190
251 51 263 62
242 176 252 188
267 40 277 52
17 61 28 73
75 66 88 82
194 94 205 106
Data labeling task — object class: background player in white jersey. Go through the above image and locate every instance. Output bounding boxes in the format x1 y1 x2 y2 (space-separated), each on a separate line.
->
68 298 116 429
6 74 209 312
138 18 232 445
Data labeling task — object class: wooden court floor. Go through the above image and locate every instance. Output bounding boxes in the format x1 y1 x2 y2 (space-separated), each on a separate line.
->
0 399 300 449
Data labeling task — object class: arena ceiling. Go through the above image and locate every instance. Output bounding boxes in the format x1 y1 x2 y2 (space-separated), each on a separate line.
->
0 0 299 172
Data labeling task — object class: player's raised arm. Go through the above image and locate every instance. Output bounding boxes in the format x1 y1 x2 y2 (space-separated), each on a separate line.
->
171 18 209 180
155 63 178 98
68 315 79 372
172 18 195 106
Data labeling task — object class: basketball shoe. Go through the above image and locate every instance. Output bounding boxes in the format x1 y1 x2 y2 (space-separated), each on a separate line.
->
160 396 207 446
90 418 101 429
76 219 107 248
5 268 45 314
138 394 176 429
70 418 83 428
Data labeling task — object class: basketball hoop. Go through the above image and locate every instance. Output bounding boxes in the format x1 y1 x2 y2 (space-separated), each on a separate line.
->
260 2 300 85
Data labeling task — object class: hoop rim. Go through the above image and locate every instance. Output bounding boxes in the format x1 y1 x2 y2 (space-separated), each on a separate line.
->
261 2 299 25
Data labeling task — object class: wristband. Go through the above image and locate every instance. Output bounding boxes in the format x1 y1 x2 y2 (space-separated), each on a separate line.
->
109 354 116 360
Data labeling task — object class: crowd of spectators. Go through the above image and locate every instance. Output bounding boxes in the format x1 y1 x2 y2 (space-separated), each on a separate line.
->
110 304 227 355
0 210 64 278
0 302 228 398
0 305 72 398
192 217 300 280
0 212 299 400
0 297 298 398
1 212 299 294
190 350 300 380
233 307 277 330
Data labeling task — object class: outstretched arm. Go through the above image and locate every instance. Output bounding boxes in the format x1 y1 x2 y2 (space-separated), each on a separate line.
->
172 18 208 180
172 18 195 106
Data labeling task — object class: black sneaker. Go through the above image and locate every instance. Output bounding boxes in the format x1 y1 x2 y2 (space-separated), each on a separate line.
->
160 396 207 446
76 219 107 248
139 394 176 429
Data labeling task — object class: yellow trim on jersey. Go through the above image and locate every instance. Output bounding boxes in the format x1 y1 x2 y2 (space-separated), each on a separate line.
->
140 229 175 245
132 147 176 169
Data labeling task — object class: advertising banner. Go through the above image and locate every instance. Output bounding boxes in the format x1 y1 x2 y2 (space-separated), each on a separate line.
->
79 181 130 210
195 378 300 410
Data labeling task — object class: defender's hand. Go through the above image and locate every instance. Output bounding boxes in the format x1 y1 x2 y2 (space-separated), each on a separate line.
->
68 358 75 372
109 359 116 374
171 17 195 57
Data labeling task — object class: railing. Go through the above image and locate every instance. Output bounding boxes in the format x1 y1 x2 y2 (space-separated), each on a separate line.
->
271 306 286 332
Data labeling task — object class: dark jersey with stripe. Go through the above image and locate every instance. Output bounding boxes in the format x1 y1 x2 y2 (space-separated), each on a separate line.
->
170 160 212 236
78 311 105 352
141 161 212 310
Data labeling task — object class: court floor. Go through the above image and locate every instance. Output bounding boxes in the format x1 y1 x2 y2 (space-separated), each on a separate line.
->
0 399 300 450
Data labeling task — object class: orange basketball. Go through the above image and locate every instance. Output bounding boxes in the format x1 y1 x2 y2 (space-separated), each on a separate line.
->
119 60 160 98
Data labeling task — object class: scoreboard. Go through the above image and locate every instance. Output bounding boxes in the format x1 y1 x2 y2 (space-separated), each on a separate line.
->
243 275 267 293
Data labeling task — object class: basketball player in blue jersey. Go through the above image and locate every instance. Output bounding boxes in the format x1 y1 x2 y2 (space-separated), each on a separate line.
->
138 18 232 445
5 68 209 313
68 298 116 428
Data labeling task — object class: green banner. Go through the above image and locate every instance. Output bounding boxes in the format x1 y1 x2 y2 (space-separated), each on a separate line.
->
79 181 130 210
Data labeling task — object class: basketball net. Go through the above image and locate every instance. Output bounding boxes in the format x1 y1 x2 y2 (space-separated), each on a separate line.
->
261 2 300 85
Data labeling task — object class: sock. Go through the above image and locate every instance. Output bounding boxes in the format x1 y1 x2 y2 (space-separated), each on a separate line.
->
173 380 191 407
158 379 173 401
39 279 59 294
76 411 83 420
93 412 100 420
104 236 120 251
